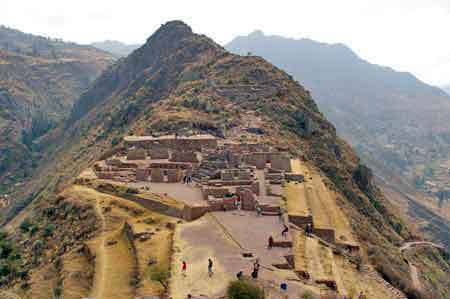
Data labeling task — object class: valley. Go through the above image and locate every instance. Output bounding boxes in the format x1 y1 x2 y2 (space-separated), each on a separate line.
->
0 21 449 299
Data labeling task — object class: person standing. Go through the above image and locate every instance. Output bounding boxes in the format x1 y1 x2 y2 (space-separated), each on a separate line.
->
182 260 187 277
208 258 214 277
282 225 289 237
268 235 274 249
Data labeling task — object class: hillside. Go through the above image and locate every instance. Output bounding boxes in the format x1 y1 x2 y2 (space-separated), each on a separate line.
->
226 31 450 196
0 26 114 192
1 21 449 299
91 40 140 58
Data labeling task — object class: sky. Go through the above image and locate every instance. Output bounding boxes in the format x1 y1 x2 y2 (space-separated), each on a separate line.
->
2 0 450 87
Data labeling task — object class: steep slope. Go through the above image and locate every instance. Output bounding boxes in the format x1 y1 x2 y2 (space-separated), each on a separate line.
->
2 21 450 298
226 31 450 191
91 40 140 58
0 26 114 192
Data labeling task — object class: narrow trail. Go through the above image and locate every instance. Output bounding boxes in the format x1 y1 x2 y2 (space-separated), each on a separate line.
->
400 241 444 252
92 199 107 299
409 263 422 291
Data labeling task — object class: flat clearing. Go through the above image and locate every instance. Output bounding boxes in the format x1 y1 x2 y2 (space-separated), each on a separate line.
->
170 212 313 299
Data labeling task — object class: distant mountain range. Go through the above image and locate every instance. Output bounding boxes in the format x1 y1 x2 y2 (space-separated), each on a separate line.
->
443 85 450 95
91 40 140 58
226 31 450 188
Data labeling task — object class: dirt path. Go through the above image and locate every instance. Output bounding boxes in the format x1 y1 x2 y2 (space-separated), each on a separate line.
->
400 241 444 252
90 198 135 299
92 199 108 299
409 263 422 291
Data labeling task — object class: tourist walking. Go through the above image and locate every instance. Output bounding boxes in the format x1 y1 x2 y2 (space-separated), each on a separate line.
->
256 205 262 216
208 258 214 277
182 260 187 276
305 223 312 237
282 224 289 237
268 235 274 249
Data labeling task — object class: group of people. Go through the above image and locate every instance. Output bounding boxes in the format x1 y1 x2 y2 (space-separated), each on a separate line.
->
181 258 214 278
182 174 193 184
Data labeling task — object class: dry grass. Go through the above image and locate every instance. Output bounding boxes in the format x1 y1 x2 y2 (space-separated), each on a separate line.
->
67 184 176 299
333 255 394 299
284 182 309 217
28 264 58 299
62 248 93 299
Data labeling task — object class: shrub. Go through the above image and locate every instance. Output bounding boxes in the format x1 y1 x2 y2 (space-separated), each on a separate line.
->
20 218 32 233
227 280 263 299
42 224 55 238
301 291 314 299
147 265 169 287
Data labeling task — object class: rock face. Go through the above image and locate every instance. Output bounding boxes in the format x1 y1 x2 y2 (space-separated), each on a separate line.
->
4 21 450 298
0 26 114 189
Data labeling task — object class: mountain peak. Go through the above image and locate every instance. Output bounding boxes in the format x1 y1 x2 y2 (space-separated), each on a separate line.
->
248 30 265 38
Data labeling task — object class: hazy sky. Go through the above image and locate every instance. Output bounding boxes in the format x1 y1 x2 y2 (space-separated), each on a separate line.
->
2 0 450 86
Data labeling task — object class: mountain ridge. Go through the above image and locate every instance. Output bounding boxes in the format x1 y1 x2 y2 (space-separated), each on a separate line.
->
2 21 450 298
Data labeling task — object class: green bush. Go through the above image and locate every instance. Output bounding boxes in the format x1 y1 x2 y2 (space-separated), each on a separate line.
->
227 280 263 299
301 291 314 299
147 265 169 287
20 218 32 233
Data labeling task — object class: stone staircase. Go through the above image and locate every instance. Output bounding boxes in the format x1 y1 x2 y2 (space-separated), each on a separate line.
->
360 265 408 299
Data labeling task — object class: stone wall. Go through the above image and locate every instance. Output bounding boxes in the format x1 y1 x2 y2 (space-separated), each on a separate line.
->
285 173 305 182
127 148 147 160
170 151 198 163
288 214 313 227
313 228 336 244
149 148 169 159
270 154 291 172
203 187 230 200
167 169 182 183
136 168 150 181
151 168 164 182
183 206 209 221
150 162 191 169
